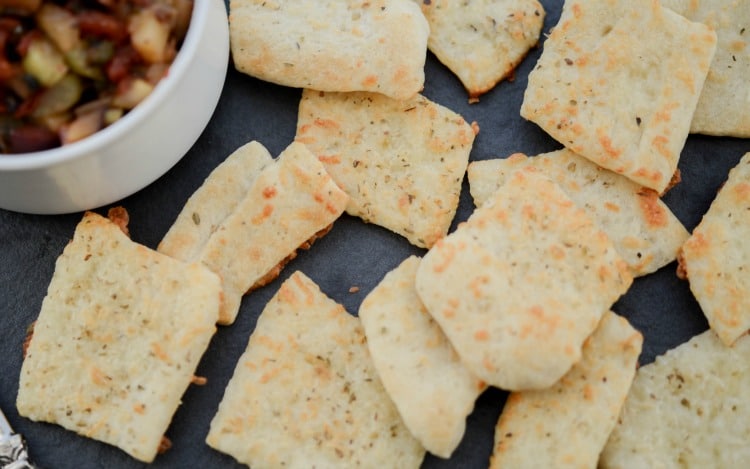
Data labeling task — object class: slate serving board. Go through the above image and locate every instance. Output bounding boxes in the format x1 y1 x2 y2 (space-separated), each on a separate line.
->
2 1 750 467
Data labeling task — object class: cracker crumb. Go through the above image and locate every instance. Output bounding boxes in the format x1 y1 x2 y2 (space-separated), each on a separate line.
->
191 375 208 386
349 286 360 293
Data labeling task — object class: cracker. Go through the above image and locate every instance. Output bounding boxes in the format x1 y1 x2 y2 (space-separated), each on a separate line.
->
160 141 348 325
206 271 425 468
159 141 273 261
468 150 689 277
415 167 633 391
678 152 750 346
16 211 221 463
296 89 475 248
359 256 486 458
662 0 750 137
490 311 642 468
417 0 545 100
228 0 429 100
600 330 750 468
520 0 717 193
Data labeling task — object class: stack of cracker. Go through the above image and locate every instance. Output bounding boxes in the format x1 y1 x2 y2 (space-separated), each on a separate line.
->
521 0 717 193
159 141 348 325
206 271 426 468
468 149 689 277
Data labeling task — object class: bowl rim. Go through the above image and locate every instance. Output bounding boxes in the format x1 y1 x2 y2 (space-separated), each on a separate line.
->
0 0 215 171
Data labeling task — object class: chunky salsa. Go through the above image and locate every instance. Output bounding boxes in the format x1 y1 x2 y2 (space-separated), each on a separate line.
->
0 0 193 154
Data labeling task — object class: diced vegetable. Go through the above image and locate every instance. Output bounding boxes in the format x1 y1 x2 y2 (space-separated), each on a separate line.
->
112 77 153 109
30 73 83 118
36 3 79 53
128 8 172 64
1 0 194 154
59 108 103 144
22 35 68 87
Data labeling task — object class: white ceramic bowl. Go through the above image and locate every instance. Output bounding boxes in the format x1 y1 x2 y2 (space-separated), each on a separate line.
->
0 0 229 215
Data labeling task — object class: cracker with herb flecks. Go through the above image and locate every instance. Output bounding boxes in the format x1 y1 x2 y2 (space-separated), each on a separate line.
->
159 141 274 262
160 141 348 325
229 0 428 100
661 0 750 137
296 89 475 249
678 152 750 346
468 149 689 277
206 271 425 469
16 211 221 463
417 0 545 100
521 0 717 193
600 330 750 468
416 167 632 391
490 311 642 468
359 256 486 459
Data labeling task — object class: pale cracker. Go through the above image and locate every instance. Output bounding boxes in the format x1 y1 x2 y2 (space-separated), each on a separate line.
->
521 0 717 193
159 141 273 261
468 150 689 277
161 141 348 325
206 271 425 469
16 211 221 463
359 255 486 458
662 0 750 137
417 0 545 100
415 167 633 391
490 311 642 469
296 89 475 248
600 330 750 468
679 152 750 346
229 0 428 100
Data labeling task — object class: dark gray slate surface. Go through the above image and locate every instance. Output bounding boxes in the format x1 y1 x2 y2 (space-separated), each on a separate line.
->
2 1 749 467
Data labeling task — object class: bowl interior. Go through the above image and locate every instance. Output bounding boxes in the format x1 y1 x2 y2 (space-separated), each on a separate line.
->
0 0 217 171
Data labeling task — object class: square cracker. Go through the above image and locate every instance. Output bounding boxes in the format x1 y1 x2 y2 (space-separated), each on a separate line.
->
16 211 221 463
490 311 642 469
206 271 425 469
468 150 689 277
662 0 750 137
678 152 750 346
229 0 428 100
521 0 717 193
417 0 545 100
160 141 348 325
415 167 632 391
296 89 475 248
359 255 486 458
600 330 750 468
